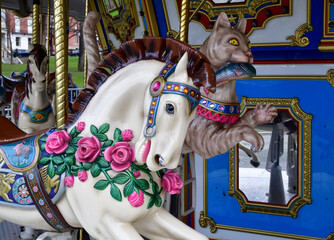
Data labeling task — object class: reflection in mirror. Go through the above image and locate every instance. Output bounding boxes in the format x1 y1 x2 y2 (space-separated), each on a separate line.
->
229 97 312 218
238 111 297 205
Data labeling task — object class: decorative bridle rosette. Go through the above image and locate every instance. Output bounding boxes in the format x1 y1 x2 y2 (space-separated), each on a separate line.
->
196 96 240 124
144 61 201 138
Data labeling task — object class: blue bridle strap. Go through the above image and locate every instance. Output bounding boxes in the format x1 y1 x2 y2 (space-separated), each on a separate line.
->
144 61 201 138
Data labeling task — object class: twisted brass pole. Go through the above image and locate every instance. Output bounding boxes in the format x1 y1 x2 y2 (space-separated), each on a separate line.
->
179 0 190 43
32 0 40 44
46 0 51 84
84 0 89 86
54 0 69 128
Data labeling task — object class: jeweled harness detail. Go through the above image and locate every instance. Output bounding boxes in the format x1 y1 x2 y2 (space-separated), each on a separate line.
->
20 101 53 123
196 96 240 124
144 62 201 138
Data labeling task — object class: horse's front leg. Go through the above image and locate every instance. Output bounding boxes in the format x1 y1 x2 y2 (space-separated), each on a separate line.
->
88 215 143 240
134 208 208 240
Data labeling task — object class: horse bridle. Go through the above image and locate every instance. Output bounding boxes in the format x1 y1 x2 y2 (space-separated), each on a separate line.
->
144 61 201 138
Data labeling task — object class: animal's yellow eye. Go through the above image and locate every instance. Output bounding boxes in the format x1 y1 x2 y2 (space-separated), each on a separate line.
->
229 38 239 46
248 42 251 49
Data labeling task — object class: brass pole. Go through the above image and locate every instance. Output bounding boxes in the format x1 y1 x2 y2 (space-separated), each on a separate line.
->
54 0 69 128
46 0 51 79
179 0 190 43
84 0 89 86
32 0 40 44
175 0 206 40
40 0 43 45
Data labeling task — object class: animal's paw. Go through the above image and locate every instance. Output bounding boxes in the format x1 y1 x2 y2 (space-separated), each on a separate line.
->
253 104 278 125
241 126 264 152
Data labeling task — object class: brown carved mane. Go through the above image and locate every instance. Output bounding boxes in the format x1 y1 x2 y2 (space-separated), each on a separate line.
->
67 37 216 126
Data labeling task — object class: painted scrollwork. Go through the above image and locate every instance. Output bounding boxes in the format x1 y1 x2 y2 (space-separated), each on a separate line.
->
199 211 218 233
327 69 334 87
286 23 314 47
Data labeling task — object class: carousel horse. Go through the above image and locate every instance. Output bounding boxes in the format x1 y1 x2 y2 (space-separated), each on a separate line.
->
11 44 55 134
0 38 215 240
183 12 277 162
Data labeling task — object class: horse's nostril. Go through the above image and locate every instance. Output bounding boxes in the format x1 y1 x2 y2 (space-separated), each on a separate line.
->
154 154 160 165
154 154 165 166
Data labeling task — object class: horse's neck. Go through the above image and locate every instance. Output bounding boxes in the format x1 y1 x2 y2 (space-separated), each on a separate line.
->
72 60 164 140
204 80 239 104
24 81 50 109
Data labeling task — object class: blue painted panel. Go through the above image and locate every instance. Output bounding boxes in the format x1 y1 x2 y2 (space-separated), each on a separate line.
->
206 79 334 239
152 0 168 38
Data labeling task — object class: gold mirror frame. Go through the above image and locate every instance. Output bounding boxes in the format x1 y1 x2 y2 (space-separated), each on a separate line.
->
228 97 312 218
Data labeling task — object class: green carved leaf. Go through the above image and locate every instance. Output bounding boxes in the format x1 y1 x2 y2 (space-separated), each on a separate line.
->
96 157 110 168
41 143 46 152
48 161 56 179
102 140 113 149
123 180 135 197
96 133 108 142
90 125 98 136
64 155 75 165
83 162 93 170
113 128 123 142
113 174 130 184
40 156 50 165
91 163 101 177
69 127 77 137
98 123 110 134
152 181 159 194
110 183 122 202
53 156 64 165
56 163 67 175
65 146 76 154
94 180 110 190
147 197 155 209
156 169 165 178
71 137 83 145
136 179 150 191
155 196 162 207
71 165 79 171
40 136 47 142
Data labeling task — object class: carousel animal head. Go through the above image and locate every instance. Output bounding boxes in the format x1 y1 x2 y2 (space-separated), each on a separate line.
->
67 37 215 172
25 44 49 98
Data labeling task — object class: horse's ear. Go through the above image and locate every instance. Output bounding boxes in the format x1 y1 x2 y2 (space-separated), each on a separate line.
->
174 52 188 82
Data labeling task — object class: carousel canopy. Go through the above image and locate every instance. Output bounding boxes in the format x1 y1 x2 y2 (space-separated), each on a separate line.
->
1 0 86 21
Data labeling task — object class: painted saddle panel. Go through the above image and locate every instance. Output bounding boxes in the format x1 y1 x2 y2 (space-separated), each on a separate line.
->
0 130 65 209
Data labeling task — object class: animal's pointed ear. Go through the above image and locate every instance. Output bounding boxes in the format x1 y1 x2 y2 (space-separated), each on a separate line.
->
213 12 230 31
235 18 247 33
174 52 189 81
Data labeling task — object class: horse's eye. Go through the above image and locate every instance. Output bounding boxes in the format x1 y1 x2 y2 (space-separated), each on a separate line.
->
166 104 175 114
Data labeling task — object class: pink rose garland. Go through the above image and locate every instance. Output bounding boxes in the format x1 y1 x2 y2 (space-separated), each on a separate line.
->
128 190 144 207
121 129 134 142
161 170 183 194
64 175 74 187
77 122 86 131
104 142 135 172
75 136 101 163
45 130 71 154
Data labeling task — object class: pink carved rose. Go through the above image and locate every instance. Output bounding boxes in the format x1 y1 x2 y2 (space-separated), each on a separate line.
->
133 170 141 178
75 136 101 163
78 170 88 182
45 130 71 154
121 129 134 142
128 190 144 207
64 175 74 187
161 170 183 194
77 122 86 131
104 142 135 172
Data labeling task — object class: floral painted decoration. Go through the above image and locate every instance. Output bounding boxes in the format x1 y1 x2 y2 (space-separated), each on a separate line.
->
38 122 181 209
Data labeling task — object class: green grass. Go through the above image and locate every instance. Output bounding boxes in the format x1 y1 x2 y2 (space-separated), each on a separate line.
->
2 56 84 88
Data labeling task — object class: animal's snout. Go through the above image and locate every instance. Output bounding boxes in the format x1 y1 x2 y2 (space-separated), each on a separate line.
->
246 51 254 63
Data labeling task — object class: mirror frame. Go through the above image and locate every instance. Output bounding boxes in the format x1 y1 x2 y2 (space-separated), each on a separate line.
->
228 97 312 218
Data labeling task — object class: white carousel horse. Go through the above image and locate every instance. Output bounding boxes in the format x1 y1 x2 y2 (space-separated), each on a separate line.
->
13 44 55 134
0 38 215 240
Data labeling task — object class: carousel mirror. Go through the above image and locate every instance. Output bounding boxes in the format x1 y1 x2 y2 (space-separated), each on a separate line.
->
229 97 312 218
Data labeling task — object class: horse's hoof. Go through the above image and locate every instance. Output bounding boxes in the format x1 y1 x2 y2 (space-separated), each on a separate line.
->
250 160 260 168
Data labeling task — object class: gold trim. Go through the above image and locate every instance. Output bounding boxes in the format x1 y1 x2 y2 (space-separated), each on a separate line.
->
199 211 217 233
250 75 328 80
230 97 312 218
54 0 69 128
318 45 334 52
142 0 160 37
286 23 314 47
32 3 40 44
327 233 334 240
327 69 334 87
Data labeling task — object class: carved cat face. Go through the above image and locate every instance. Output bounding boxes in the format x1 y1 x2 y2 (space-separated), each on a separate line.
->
200 12 253 73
